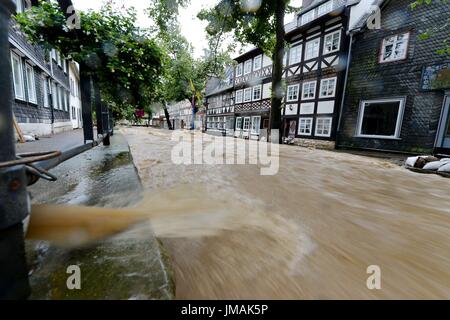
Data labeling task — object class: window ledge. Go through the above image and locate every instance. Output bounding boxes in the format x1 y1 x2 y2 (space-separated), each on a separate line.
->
355 135 402 141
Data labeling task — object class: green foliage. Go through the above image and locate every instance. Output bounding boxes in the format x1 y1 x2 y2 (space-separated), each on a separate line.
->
410 0 450 55
148 0 232 107
15 1 166 119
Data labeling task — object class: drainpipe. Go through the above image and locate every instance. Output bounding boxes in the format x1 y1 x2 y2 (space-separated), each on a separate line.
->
0 0 31 300
336 32 354 147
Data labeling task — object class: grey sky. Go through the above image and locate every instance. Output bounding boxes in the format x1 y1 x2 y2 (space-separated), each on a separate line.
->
72 0 303 58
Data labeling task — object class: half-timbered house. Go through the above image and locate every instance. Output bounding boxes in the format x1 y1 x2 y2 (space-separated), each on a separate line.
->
205 66 235 136
282 0 352 149
233 48 273 140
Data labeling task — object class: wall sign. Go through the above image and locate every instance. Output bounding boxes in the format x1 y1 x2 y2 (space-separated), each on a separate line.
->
421 63 450 91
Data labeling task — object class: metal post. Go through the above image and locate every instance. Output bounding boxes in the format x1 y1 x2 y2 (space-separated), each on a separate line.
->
0 0 31 300
80 64 94 143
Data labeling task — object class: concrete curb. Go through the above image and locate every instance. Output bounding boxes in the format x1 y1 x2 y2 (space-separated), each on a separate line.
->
35 138 103 171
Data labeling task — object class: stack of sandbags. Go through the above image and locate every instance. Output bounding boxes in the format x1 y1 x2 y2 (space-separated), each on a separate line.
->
405 156 450 176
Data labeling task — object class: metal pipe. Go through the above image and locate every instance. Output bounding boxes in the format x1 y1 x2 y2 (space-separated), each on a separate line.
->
0 0 31 299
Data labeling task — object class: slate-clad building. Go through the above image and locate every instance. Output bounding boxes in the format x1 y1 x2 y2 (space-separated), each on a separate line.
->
337 0 450 154
10 0 72 137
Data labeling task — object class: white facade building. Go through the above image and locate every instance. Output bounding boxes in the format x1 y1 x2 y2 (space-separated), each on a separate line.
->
69 61 82 129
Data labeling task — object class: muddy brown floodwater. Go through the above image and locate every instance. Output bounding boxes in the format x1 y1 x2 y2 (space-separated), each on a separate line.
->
122 127 450 300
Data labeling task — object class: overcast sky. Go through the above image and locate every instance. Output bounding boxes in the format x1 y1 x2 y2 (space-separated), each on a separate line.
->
72 0 303 58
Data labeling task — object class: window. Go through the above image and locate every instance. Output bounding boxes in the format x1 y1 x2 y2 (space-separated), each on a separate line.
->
315 118 333 137
318 1 333 17
25 64 37 104
235 90 243 104
356 98 406 139
253 55 262 71
11 52 25 100
236 63 243 77
301 10 315 26
323 30 341 54
252 85 262 101
244 59 252 75
305 39 320 60
298 118 313 136
14 0 24 13
63 59 67 73
244 88 252 102
251 116 261 134
243 117 251 131
289 45 302 65
52 82 58 109
42 76 50 108
380 32 410 63
302 81 317 100
319 77 337 98
236 117 243 130
287 84 299 102
59 86 65 110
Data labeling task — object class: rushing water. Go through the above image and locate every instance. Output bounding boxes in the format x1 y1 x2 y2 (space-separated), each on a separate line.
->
29 127 450 299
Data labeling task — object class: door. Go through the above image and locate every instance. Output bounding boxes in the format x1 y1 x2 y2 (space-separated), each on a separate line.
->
437 95 450 149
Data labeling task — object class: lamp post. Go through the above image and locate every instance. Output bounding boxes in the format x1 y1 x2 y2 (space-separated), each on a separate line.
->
0 0 31 300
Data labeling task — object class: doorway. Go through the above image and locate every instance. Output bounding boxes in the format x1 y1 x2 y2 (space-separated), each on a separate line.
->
284 119 297 141
437 95 450 150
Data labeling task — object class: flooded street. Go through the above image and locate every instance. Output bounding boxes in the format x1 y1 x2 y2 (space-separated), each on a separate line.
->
122 127 450 300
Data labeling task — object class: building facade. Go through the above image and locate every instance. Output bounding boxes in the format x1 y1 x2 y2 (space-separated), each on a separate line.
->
282 0 351 149
205 66 235 136
337 0 450 154
69 61 82 129
233 49 273 140
10 0 72 137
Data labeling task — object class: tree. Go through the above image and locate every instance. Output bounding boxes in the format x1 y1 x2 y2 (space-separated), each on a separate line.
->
199 0 298 143
148 0 232 130
15 1 166 121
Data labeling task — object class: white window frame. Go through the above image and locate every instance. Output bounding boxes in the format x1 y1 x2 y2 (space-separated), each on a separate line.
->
323 30 341 54
318 1 333 17
42 76 50 108
51 82 57 109
243 117 251 132
14 0 24 13
305 38 320 60
379 32 410 63
301 10 315 26
236 63 243 77
287 84 300 102
298 118 313 136
251 116 261 135
319 77 337 98
236 117 243 130
315 117 333 137
289 45 302 65
356 98 406 139
11 52 25 100
253 54 262 71
302 81 317 100
243 88 252 103
244 59 252 75
252 85 262 101
235 90 243 104
25 63 37 104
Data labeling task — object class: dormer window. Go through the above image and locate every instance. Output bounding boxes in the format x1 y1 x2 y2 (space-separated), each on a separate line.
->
318 1 333 17
301 10 315 26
